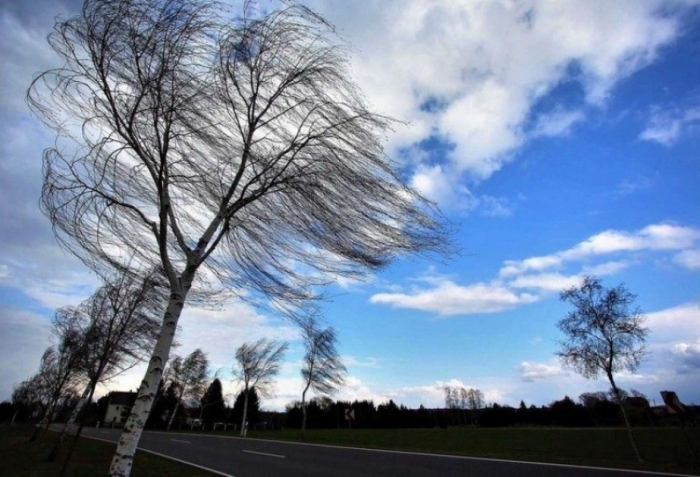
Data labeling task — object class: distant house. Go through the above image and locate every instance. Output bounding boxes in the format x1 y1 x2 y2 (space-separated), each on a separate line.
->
103 391 137 427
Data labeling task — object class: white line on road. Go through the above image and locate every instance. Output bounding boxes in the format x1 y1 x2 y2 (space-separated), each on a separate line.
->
242 450 286 459
80 434 236 477
170 438 191 444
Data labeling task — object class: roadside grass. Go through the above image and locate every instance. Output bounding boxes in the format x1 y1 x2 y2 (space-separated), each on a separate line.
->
179 425 700 475
0 424 218 476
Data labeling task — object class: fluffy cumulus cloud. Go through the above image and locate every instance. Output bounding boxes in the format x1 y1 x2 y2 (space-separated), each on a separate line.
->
370 223 700 316
519 361 564 382
308 0 684 208
672 340 700 371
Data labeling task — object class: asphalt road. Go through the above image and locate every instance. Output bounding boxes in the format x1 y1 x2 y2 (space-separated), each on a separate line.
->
80 427 689 477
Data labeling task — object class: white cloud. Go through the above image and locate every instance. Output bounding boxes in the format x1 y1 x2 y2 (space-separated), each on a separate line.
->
520 361 564 382
308 0 684 208
672 339 700 370
639 105 700 146
674 249 700 270
370 280 538 316
501 223 700 277
343 356 380 368
617 175 656 197
372 223 700 317
336 376 391 404
645 303 700 344
531 109 585 138
175 300 300 374
509 272 582 292
397 379 506 408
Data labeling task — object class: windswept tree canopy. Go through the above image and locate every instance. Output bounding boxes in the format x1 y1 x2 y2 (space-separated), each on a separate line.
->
28 0 449 311
300 316 346 397
233 338 288 398
56 271 163 384
556 276 648 380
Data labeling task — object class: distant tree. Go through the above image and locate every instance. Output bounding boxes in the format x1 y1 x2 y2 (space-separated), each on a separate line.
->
299 316 346 438
166 349 209 431
146 380 178 430
47 272 162 465
200 378 226 426
465 388 485 411
29 327 84 442
556 276 648 462
11 376 46 425
232 387 260 430
233 339 287 436
443 386 459 410
28 0 448 472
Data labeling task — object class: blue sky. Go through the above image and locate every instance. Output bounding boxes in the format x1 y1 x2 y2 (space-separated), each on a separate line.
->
1 0 699 411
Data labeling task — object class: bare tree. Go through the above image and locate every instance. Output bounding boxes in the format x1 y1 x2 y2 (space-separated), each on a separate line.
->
29 324 84 442
28 1 448 473
233 339 288 436
11 375 47 426
299 316 346 438
165 348 209 431
465 388 484 411
556 275 648 462
46 271 162 469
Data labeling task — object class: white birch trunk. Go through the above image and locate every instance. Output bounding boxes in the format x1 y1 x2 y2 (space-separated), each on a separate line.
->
66 384 91 432
108 285 187 477
46 383 91 461
301 384 309 440
166 400 181 431
240 390 249 437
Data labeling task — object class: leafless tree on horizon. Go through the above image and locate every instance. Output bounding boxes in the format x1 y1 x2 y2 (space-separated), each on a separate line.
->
165 348 209 431
299 315 346 439
557 275 649 463
233 338 287 436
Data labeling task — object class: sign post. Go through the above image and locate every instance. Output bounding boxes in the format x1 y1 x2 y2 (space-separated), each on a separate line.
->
660 391 699 465
344 408 354 429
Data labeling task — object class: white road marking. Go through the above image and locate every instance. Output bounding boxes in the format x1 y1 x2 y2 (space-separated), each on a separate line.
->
80 434 235 477
242 450 286 459
171 438 191 444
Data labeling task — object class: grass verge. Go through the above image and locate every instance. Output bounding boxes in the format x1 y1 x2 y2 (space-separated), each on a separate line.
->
0 424 219 476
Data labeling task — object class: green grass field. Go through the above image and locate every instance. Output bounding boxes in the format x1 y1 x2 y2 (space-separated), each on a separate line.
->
241 426 700 475
0 424 217 476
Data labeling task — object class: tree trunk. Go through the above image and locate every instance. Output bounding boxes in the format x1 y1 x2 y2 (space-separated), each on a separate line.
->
30 399 58 443
59 380 100 477
608 373 643 463
301 385 309 441
46 383 91 462
240 389 249 437
166 400 181 431
108 286 187 477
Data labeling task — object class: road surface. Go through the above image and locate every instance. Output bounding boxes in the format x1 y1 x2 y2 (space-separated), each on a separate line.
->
80 427 691 477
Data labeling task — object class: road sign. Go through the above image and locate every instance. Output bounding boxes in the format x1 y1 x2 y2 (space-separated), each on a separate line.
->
344 408 355 421
661 391 686 414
